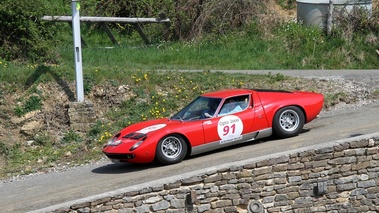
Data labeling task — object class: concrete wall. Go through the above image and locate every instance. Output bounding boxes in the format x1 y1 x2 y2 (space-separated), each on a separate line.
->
35 133 379 213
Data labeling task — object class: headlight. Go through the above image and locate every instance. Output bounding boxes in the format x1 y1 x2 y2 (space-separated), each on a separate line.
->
129 140 144 151
107 138 122 146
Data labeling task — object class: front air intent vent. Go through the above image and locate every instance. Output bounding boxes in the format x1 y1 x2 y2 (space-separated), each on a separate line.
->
104 153 135 159
123 132 147 140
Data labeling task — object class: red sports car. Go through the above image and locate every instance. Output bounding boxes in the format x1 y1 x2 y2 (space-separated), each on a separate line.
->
103 89 324 165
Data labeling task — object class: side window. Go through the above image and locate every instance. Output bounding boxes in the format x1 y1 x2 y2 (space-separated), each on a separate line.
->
239 95 250 110
218 95 250 116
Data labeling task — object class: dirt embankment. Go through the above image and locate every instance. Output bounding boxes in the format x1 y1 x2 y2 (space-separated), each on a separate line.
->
1 72 378 150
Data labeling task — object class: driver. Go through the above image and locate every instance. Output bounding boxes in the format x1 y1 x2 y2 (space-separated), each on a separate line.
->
202 100 218 118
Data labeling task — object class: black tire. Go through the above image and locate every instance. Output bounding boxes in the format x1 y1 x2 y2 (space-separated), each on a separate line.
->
156 135 187 165
272 106 305 138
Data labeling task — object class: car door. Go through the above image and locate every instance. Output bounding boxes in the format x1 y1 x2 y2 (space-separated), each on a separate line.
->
203 94 255 145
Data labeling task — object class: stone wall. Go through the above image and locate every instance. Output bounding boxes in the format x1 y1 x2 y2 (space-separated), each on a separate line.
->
48 135 379 213
68 101 96 132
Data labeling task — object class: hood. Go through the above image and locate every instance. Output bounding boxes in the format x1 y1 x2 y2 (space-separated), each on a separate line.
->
117 118 180 138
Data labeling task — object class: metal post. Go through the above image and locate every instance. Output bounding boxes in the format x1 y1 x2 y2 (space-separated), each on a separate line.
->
72 0 84 102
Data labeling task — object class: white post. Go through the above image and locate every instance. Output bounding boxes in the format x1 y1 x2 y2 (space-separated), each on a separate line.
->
327 0 334 36
72 0 84 102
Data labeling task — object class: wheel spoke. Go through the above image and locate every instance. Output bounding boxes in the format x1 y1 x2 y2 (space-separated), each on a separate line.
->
161 137 182 158
279 110 299 132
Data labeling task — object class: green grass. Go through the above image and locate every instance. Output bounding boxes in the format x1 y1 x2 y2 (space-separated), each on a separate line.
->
1 21 378 85
50 27 379 71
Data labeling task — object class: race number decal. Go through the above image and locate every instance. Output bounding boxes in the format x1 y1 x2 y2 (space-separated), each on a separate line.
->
137 124 166 134
217 115 243 144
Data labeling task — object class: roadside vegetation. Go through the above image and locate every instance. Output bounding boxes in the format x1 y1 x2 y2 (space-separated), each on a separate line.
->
1 0 379 179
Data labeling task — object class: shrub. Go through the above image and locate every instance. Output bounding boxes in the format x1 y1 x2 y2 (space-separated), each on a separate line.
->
34 131 56 146
275 0 296 10
0 141 10 156
90 0 268 40
0 142 21 160
63 130 82 143
14 95 42 117
0 0 65 62
333 4 379 42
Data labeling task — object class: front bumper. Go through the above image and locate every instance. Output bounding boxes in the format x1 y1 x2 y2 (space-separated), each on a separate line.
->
102 146 156 163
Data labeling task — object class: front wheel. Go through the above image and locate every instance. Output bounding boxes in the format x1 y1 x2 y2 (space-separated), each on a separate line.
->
272 106 305 138
156 135 187 165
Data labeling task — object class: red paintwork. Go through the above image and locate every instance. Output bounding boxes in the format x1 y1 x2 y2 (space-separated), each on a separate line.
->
102 89 324 163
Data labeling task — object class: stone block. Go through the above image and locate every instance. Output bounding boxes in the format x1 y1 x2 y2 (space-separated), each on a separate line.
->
152 200 170 211
237 169 252 178
182 176 203 186
211 200 232 208
268 156 290 165
20 120 44 137
337 183 357 191
204 174 222 183
349 140 369 148
253 166 272 176
273 164 288 172
197 203 211 213
357 180 376 188
288 163 305 170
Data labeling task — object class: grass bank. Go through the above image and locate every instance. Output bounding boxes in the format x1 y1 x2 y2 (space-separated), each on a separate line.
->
57 23 379 71
1 20 379 179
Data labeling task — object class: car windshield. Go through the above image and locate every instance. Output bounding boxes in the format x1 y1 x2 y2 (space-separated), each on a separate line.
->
170 96 222 121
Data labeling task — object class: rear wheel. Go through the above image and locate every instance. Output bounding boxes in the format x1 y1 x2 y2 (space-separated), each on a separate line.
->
273 106 304 138
156 135 187 165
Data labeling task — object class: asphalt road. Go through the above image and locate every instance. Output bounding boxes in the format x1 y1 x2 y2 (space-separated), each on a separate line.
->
1 70 379 213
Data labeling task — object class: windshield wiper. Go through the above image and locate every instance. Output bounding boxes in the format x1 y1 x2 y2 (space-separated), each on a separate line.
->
170 115 184 122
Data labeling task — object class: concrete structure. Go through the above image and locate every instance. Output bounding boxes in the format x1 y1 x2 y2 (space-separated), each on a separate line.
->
297 0 373 29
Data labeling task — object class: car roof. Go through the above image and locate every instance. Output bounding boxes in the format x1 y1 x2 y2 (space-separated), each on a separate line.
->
201 89 254 98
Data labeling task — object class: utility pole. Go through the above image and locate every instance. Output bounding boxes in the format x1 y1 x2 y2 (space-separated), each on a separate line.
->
71 0 84 102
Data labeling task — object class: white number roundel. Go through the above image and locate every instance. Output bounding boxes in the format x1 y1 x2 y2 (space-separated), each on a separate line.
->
137 124 166 134
217 115 243 143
